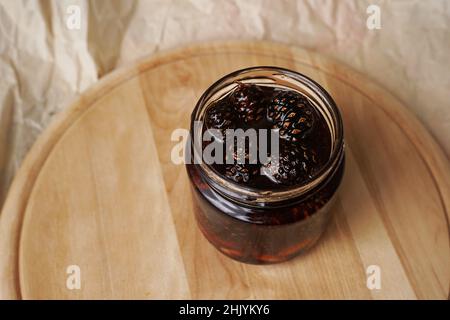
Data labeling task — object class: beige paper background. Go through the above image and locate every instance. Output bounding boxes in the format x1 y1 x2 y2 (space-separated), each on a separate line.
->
0 0 449 207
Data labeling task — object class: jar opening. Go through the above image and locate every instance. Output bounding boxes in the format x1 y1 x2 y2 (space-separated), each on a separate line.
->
190 66 344 204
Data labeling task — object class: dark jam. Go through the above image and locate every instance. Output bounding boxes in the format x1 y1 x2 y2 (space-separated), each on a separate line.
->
187 82 344 264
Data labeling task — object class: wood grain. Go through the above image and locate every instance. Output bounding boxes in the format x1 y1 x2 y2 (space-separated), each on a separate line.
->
0 41 449 299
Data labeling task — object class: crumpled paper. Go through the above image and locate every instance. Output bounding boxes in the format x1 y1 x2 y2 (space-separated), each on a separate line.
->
0 0 449 208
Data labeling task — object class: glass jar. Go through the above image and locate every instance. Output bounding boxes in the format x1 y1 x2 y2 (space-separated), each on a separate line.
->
186 66 345 264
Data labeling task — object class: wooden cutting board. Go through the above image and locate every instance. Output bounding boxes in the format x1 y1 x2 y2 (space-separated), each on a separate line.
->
0 41 449 300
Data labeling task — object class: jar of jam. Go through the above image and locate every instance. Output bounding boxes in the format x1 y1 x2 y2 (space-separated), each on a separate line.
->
186 66 345 264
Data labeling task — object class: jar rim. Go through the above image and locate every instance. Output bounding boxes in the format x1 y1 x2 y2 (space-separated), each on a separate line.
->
189 66 344 204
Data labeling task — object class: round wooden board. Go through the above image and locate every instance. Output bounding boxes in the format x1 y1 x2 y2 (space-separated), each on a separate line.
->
0 42 449 300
